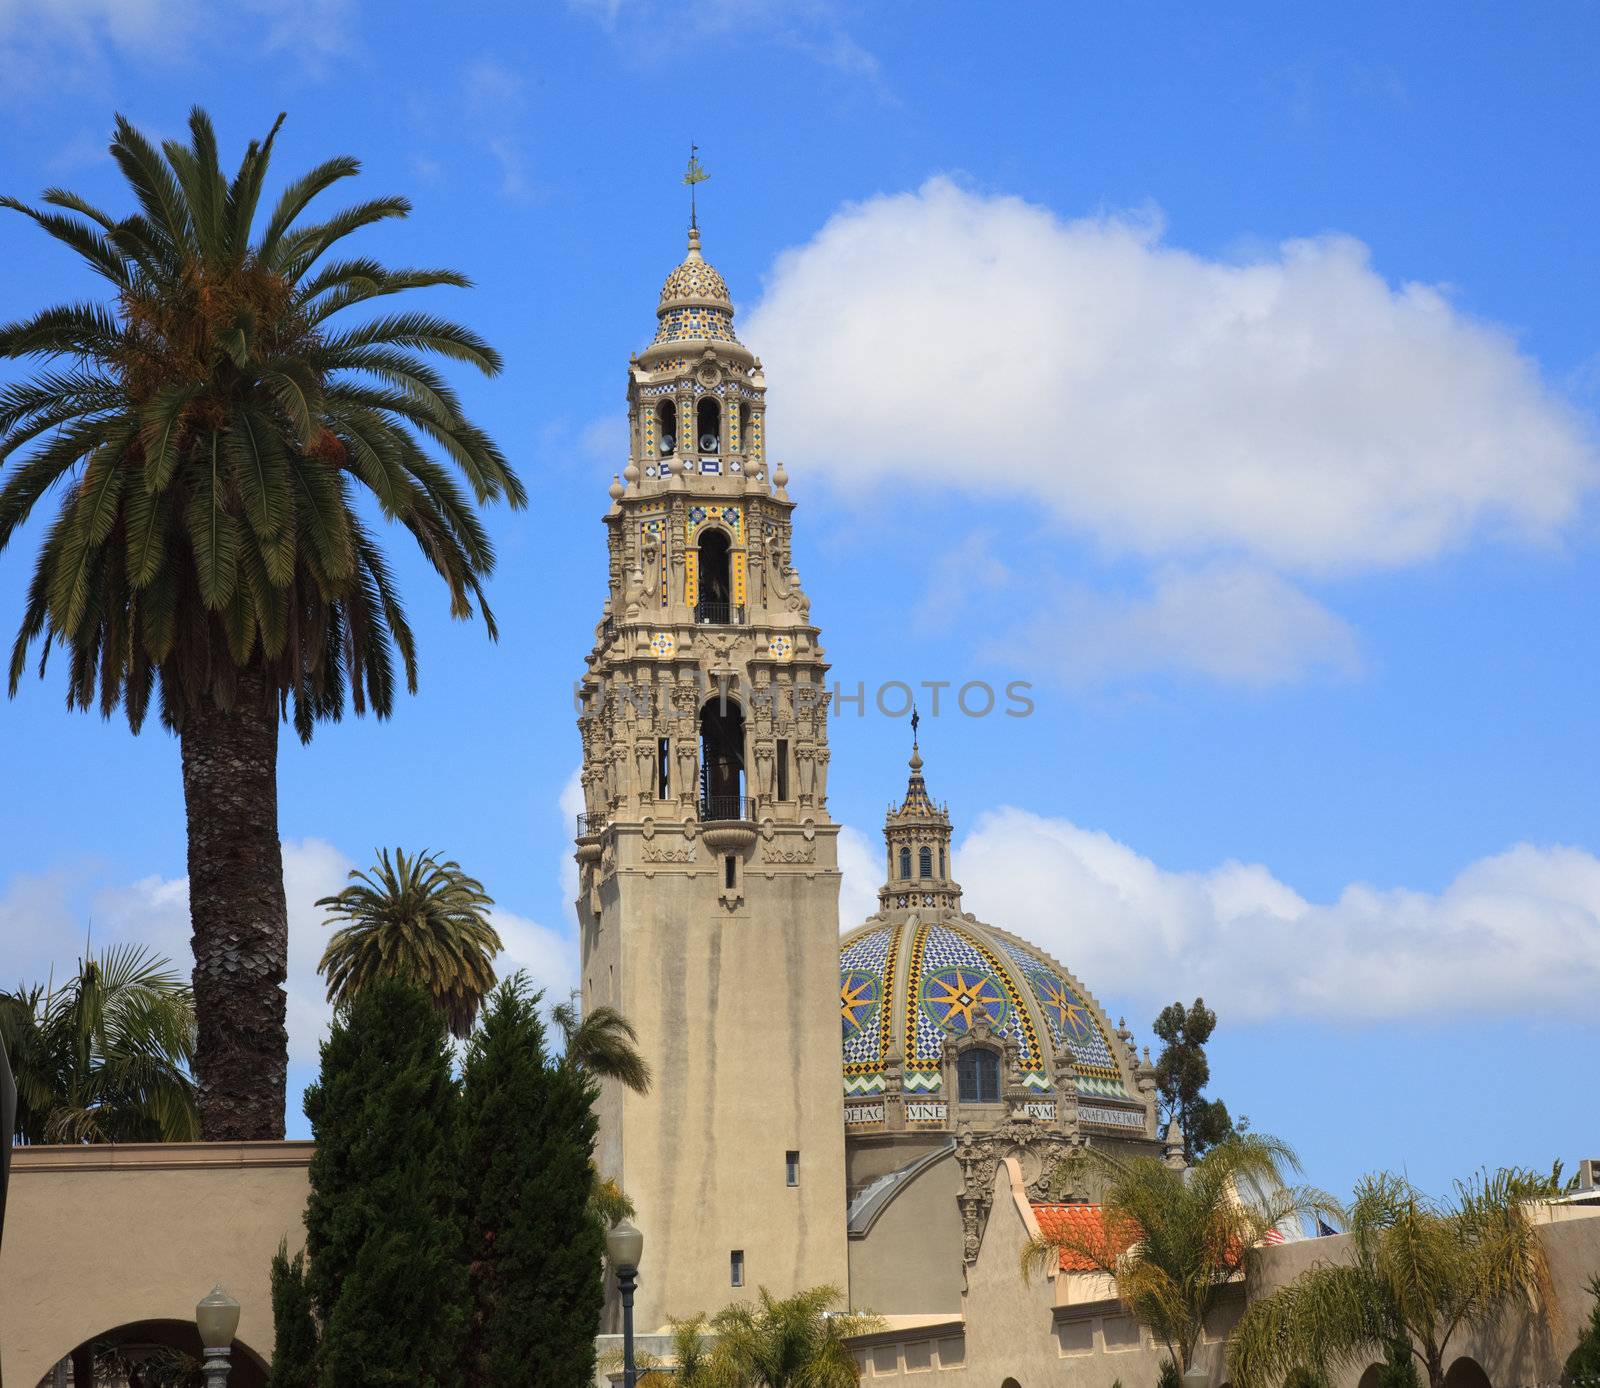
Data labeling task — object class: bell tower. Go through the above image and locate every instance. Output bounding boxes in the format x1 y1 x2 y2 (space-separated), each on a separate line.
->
576 222 849 1330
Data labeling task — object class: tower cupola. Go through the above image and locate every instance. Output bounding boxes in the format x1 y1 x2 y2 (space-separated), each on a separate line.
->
880 726 961 913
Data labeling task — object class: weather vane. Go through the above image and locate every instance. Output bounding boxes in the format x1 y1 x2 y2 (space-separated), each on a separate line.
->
684 142 710 229
911 706 920 747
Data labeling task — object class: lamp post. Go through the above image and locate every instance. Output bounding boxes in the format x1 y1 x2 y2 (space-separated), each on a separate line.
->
195 1285 240 1388
605 1220 644 1388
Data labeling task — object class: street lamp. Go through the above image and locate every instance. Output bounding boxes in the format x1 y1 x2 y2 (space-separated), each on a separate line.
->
605 1220 644 1388
195 1285 240 1387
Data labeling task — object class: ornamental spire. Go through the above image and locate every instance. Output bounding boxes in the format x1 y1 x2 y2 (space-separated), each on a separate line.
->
683 141 710 232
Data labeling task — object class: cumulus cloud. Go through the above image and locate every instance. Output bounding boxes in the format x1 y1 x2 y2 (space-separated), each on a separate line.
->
955 807 1600 1023
744 178 1596 574
836 823 881 928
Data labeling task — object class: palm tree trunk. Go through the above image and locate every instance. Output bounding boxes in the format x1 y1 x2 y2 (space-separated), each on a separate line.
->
179 664 288 1140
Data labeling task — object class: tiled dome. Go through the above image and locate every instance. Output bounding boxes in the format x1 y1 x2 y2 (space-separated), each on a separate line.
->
654 227 740 346
838 914 1134 1103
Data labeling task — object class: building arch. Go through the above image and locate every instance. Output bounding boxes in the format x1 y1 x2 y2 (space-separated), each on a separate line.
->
655 398 677 455
1443 1357 1491 1388
696 396 722 453
699 693 747 816
696 525 735 623
46 1319 269 1388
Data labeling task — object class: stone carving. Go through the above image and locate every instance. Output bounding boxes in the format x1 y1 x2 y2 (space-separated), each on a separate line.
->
642 844 696 864
955 1120 1084 1266
762 843 816 864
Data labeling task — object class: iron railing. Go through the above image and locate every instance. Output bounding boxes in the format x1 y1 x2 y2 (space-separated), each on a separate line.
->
698 795 756 823
575 812 609 837
694 601 743 626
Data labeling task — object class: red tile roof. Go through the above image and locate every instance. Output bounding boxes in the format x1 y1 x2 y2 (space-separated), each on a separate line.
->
1030 1203 1138 1273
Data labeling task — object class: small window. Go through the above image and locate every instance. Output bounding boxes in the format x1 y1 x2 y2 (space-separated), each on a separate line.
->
786 1150 799 1186
724 854 737 890
730 1249 745 1287
656 399 677 455
657 737 671 799
919 846 933 879
939 847 945 878
775 738 790 801
899 846 911 880
957 1048 1001 1104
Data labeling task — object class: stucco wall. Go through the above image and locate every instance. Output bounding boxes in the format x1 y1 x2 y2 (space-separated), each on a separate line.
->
0 1142 311 1388
849 1150 965 1315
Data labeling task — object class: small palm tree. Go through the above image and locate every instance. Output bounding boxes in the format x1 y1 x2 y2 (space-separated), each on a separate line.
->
708 1285 878 1387
0 945 197 1143
1021 1134 1337 1377
317 847 503 1038
1 109 521 1138
552 992 653 1094
1229 1169 1557 1388
634 1313 717 1386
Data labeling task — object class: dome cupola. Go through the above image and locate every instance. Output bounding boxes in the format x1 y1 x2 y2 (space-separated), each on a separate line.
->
654 226 740 346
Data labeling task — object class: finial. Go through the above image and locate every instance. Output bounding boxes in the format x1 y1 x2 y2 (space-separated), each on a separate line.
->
684 141 710 232
623 461 640 486
608 475 624 502
909 706 922 770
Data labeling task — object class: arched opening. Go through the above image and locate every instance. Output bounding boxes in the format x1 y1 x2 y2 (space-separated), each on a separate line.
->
49 1319 269 1388
699 695 746 820
656 399 677 455
739 400 751 450
1356 1367 1385 1388
899 846 912 880
1443 1358 1491 1388
696 528 733 624
697 397 721 454
957 1048 1001 1103
1001 1378 1022 1388
919 846 933 879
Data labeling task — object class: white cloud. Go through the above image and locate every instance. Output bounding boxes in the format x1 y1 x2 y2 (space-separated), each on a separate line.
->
1008 562 1364 687
744 178 1596 574
955 807 1600 1023
836 823 881 929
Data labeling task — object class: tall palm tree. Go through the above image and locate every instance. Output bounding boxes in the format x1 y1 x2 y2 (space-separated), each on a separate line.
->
0 109 522 1138
317 847 503 1038
552 992 653 1094
1020 1134 1337 1377
0 944 197 1143
1229 1169 1557 1388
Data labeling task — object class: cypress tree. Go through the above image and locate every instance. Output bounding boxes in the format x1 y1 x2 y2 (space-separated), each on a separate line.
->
265 1241 318 1388
1566 1276 1600 1385
303 978 467 1387
459 974 604 1388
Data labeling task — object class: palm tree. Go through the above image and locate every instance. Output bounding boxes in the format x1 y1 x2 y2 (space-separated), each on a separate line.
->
0 109 522 1138
317 847 503 1038
1020 1134 1337 1377
635 1313 717 1386
0 944 197 1143
707 1285 879 1387
552 992 653 1094
1229 1169 1557 1388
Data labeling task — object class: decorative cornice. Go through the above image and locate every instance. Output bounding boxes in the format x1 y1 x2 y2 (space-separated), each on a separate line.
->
10 1140 315 1174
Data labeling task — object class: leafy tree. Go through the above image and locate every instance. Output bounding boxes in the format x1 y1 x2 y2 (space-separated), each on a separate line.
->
1229 1168 1558 1388
1151 998 1235 1160
302 978 466 1387
705 1284 879 1387
459 974 604 1388
1021 1134 1337 1374
317 847 502 1038
1376 1337 1422 1388
635 1314 716 1386
1565 1275 1600 1386
0 108 521 1139
266 1240 317 1388
553 991 654 1094
0 945 196 1142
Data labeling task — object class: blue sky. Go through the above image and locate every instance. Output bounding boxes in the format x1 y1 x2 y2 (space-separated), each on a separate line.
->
2 0 1598 1201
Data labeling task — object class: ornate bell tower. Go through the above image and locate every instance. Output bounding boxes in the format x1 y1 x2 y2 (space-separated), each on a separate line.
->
575 222 848 1330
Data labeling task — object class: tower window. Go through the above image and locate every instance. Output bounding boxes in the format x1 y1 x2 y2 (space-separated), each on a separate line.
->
730 1249 745 1287
899 846 911 880
739 400 751 449
697 397 721 454
656 399 677 455
776 738 790 801
786 1150 800 1186
958 1049 1001 1104
657 737 671 799
699 694 746 819
939 847 946 878
724 854 737 890
696 528 733 624
919 846 933 879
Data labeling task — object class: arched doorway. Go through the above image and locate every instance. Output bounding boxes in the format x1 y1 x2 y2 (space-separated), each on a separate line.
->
699 695 746 820
1443 1358 1491 1388
696 528 733 624
48 1319 268 1387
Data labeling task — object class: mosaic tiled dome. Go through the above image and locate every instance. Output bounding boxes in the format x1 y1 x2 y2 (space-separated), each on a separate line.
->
654 227 740 346
839 914 1135 1103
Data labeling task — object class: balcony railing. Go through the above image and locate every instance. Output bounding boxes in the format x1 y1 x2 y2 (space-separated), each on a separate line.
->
698 795 756 823
694 601 743 626
575 811 609 837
